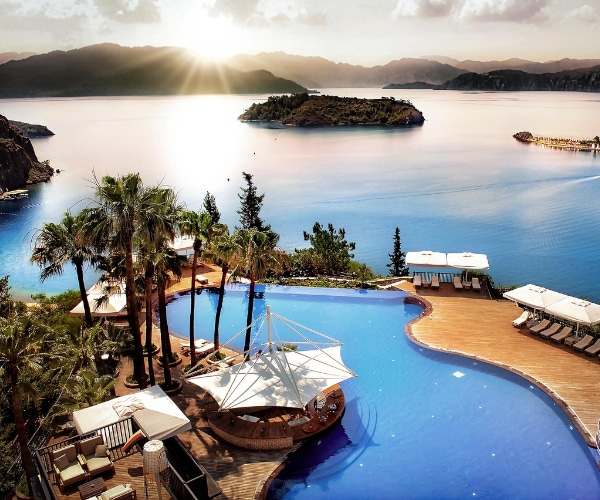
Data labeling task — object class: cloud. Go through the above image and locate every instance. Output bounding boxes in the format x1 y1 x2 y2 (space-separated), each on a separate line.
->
92 0 160 23
209 0 327 26
567 4 600 22
392 0 550 22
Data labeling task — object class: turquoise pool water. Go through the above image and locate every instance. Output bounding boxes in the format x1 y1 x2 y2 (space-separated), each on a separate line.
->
167 285 600 499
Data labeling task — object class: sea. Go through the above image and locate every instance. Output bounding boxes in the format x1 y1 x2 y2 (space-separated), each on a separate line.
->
0 90 599 302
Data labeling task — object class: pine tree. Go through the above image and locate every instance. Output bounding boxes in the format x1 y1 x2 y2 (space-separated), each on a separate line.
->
236 171 270 231
387 227 408 277
203 191 221 224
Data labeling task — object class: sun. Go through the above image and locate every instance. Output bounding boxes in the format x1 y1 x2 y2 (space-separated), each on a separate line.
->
181 18 246 61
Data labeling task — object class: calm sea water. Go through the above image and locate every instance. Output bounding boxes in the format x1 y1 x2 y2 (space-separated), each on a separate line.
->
0 90 599 300
167 285 600 499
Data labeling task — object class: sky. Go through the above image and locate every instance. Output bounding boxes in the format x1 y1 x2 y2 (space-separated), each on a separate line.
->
0 0 599 66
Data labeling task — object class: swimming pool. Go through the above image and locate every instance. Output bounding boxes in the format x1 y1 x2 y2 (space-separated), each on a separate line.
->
167 285 600 499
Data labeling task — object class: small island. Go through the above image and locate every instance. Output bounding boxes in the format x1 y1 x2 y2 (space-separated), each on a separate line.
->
513 131 600 152
238 93 425 127
8 120 55 138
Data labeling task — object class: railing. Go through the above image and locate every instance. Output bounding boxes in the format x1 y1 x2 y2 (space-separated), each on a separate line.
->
163 437 216 499
412 271 462 283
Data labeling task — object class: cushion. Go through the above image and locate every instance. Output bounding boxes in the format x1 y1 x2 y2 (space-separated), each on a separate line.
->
59 462 86 482
100 484 129 500
80 435 103 456
86 455 112 474
54 444 77 462
94 444 108 457
122 430 144 453
53 453 69 470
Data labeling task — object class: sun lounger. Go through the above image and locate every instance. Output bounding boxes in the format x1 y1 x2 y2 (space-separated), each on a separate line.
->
431 275 440 290
453 277 463 290
539 322 562 339
512 310 530 328
413 275 422 288
584 338 600 356
529 319 551 334
573 334 594 351
550 326 573 343
195 342 215 356
195 274 209 285
471 277 481 291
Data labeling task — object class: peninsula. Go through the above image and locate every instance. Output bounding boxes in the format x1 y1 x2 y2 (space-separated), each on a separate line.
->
238 93 425 127
513 131 600 152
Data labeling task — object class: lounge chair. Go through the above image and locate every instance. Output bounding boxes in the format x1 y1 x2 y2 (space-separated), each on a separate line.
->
539 322 562 339
550 326 573 343
529 319 551 334
51 444 88 491
512 310 530 328
413 275 422 288
78 434 114 478
195 342 215 356
471 277 482 292
431 275 440 290
573 334 594 351
453 277 463 290
584 338 600 356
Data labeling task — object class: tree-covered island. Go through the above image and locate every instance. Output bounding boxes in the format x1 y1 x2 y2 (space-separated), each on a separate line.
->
238 93 425 127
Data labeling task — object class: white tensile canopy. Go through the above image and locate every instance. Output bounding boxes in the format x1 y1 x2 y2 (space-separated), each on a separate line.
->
186 306 356 410
446 252 489 270
503 284 568 311
170 235 195 253
406 251 448 268
70 292 127 317
187 345 354 409
544 297 600 332
73 385 191 441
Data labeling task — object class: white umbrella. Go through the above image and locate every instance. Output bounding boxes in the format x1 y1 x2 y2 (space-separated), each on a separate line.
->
406 251 447 281
170 234 195 255
544 297 600 333
446 252 489 270
70 292 127 317
503 284 568 311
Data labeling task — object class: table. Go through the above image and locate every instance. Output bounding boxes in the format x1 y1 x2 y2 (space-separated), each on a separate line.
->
78 477 106 499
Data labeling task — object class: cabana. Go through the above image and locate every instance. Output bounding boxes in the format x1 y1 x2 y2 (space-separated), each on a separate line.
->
73 385 191 442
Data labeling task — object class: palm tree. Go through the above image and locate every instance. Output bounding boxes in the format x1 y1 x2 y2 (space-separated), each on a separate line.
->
211 233 236 352
31 210 100 327
233 228 279 356
0 317 55 493
91 173 177 389
48 369 117 424
179 210 212 366
142 257 157 386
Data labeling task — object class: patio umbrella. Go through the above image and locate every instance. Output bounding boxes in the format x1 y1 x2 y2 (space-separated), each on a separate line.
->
169 234 195 256
406 251 447 281
503 284 568 312
544 297 600 334
447 252 489 281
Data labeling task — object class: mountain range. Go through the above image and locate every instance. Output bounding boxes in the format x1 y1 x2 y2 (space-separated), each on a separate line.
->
1 44 600 96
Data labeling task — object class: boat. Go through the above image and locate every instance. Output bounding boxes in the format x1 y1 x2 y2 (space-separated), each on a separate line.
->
0 189 29 201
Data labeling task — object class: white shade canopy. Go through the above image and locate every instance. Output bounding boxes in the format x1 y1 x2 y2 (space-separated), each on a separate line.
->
187 346 355 409
446 252 489 270
70 292 127 317
73 385 191 441
406 251 448 267
544 297 600 327
170 235 195 252
503 284 568 310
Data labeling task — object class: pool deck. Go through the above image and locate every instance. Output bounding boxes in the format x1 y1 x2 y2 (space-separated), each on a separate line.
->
111 271 600 499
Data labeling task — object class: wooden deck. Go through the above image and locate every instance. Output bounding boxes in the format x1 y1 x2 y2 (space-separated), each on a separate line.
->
407 281 600 446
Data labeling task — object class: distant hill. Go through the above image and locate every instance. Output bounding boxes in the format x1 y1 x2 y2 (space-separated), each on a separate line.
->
0 44 307 97
226 52 465 87
421 55 600 74
437 66 600 92
0 51 36 65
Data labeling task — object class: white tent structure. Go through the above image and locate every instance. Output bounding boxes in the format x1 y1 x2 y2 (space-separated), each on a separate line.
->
503 284 568 311
544 297 600 333
73 385 191 442
186 306 356 410
70 292 127 317
170 235 195 255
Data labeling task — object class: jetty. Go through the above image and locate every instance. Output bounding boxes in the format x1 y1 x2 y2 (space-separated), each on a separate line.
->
514 131 600 152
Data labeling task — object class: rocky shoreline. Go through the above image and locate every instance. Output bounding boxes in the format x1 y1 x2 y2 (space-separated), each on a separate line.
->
513 131 600 152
